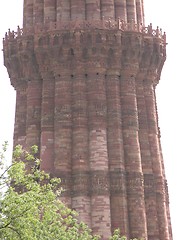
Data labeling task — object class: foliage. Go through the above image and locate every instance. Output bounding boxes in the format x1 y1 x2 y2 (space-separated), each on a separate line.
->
0 143 139 240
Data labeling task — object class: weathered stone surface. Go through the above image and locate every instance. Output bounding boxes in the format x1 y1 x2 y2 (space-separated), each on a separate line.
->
3 1 172 240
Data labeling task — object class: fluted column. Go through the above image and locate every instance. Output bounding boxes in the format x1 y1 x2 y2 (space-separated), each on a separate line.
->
141 0 145 24
120 69 147 239
155 93 173 240
87 72 111 239
40 72 55 173
136 71 160 239
136 0 144 24
44 0 56 23
85 0 101 20
23 0 27 28
57 0 70 21
33 0 44 25
54 73 72 207
25 0 33 28
136 75 153 172
13 81 27 147
26 79 42 149
101 0 115 19
106 73 129 237
114 0 127 21
71 74 91 227
71 0 85 20
144 75 170 240
126 0 137 23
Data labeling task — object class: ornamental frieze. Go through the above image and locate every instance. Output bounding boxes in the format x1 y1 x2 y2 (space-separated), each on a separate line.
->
88 103 107 117
154 176 166 196
55 105 71 121
72 106 87 117
72 173 90 196
126 172 144 192
58 175 72 197
143 174 155 194
41 114 54 126
110 170 127 194
90 171 110 195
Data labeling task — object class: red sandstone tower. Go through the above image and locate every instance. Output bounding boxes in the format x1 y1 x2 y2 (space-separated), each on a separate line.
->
3 1 172 239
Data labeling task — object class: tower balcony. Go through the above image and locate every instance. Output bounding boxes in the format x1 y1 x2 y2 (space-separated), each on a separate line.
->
3 20 166 88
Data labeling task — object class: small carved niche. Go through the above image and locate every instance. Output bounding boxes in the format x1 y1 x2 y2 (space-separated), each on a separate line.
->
38 37 43 46
87 34 92 45
69 48 75 56
53 35 59 45
96 33 102 43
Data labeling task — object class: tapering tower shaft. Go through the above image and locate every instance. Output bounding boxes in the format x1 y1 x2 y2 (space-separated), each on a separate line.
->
23 0 145 28
4 0 172 239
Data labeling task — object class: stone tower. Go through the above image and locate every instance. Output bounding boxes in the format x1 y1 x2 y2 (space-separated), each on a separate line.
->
3 1 172 239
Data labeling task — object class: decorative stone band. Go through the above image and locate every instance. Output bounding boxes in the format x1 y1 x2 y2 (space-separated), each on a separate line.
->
3 20 166 44
55 171 166 197
57 171 110 197
72 172 90 197
90 171 110 195
126 172 144 190
144 173 155 195
110 170 127 194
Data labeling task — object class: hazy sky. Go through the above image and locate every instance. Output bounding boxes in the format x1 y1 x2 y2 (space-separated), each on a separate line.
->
0 1 179 239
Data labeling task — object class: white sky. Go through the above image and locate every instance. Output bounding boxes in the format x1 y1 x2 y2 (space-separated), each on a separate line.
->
0 1 179 239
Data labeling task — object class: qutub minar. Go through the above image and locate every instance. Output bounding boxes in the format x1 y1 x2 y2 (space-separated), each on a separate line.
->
3 0 172 239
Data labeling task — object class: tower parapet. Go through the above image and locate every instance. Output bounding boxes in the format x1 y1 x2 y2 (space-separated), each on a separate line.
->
4 21 166 41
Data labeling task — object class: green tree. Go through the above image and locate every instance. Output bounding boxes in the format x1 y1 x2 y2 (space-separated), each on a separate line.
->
0 143 139 240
